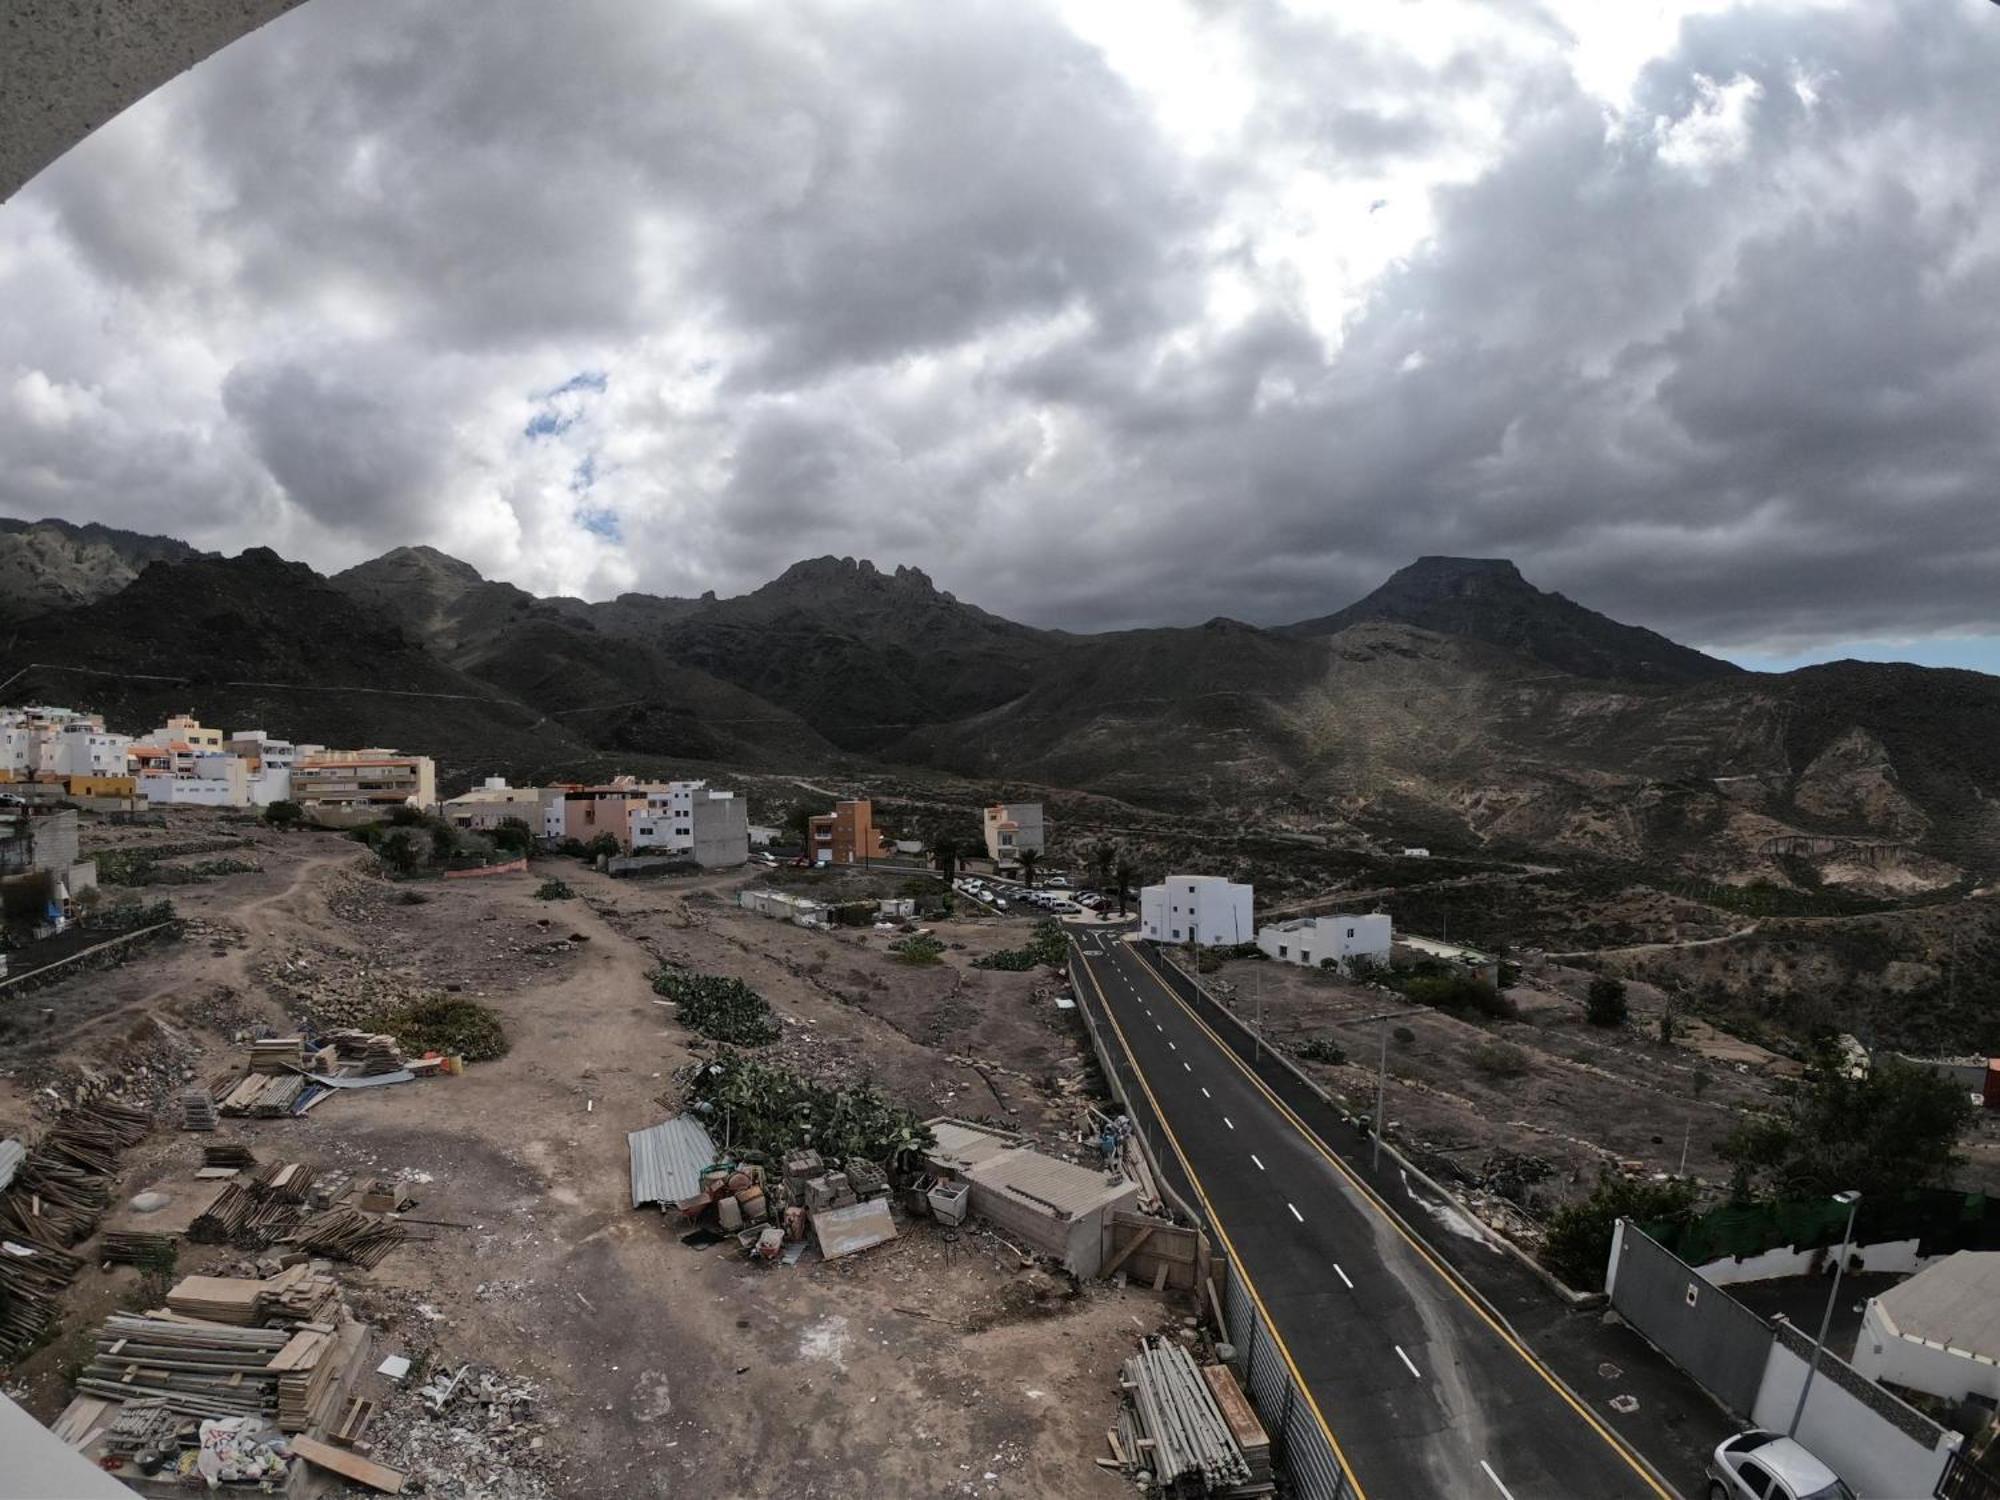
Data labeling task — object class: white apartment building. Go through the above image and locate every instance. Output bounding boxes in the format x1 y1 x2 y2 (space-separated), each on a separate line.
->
223 731 301 772
1256 913 1392 970
1 706 114 779
1139 875 1254 948
139 751 251 807
51 721 131 778
983 802 1046 866
629 780 750 868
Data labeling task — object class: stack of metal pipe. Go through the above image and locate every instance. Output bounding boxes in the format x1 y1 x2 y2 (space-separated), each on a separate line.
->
1118 1335 1253 1494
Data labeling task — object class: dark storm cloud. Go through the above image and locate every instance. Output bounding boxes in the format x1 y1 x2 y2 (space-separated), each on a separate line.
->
5 0 2000 661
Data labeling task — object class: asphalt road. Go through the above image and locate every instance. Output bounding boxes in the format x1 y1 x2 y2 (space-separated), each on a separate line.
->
1070 929 1678 1500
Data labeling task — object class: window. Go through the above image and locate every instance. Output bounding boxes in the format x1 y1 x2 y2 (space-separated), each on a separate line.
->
1278 945 1287 958
1171 929 1181 941
1346 928 1355 939
1735 1460 1779 1498
1300 951 1311 964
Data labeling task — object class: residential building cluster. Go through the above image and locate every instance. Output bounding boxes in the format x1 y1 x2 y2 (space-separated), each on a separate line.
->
0 705 435 816
441 774 750 868
1137 871 1395 971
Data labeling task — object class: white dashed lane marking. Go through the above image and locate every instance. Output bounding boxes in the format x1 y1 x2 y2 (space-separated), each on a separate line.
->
1334 1263 1354 1290
1287 1202 1304 1223
1395 1346 1422 1380
1251 1153 1265 1170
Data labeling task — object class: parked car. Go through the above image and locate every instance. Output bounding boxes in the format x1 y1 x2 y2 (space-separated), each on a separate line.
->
1708 1431 1853 1500
1044 875 1070 888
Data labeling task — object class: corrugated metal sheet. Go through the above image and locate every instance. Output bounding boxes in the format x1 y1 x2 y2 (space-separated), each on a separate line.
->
971 1149 1129 1219
0 1138 22 1195
627 1114 719 1209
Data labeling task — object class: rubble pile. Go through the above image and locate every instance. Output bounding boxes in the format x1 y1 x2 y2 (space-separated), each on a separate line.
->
375 1363 563 1500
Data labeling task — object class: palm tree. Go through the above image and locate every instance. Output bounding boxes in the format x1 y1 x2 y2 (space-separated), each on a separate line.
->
931 834 962 888
1090 842 1115 894
1115 856 1137 917
1018 848 1039 889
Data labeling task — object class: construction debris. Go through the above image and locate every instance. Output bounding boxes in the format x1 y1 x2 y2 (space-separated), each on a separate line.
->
1113 1337 1269 1497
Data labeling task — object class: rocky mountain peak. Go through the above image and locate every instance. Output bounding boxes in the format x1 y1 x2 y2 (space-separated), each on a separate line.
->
1284 555 1741 685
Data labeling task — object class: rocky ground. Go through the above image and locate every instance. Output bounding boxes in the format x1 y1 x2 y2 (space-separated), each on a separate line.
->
1 810 1168 1498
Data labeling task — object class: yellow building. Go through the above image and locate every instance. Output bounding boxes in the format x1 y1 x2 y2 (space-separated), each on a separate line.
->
145 713 223 751
63 774 136 798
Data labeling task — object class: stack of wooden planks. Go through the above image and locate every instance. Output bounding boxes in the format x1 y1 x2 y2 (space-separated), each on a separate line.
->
181 1086 218 1132
189 1181 255 1243
288 1206 406 1269
253 1160 318 1203
101 1231 177 1269
325 1030 405 1076
273 1322 343 1431
218 1071 312 1117
77 1314 290 1418
165 1273 268 1325
249 1037 305 1074
203 1143 257 1170
0 1098 153 1361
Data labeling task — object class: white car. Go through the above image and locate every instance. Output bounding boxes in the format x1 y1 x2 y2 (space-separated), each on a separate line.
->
1708 1432 1853 1500
1045 876 1070 888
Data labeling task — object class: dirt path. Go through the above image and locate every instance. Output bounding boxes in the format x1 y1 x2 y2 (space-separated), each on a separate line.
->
1544 921 1760 960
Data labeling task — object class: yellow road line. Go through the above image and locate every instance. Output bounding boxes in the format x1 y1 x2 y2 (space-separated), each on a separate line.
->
1122 942 1677 1500
1071 940 1371 1500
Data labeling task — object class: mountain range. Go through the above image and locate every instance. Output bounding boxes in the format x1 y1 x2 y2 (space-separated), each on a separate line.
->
3 517 1996 883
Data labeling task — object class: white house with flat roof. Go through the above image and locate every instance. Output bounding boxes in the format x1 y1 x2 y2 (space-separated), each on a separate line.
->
1854 1251 2000 1405
1140 875 1253 947
1257 913 1391 970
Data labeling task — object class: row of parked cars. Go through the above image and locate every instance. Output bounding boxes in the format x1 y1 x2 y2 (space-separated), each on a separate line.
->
951 874 1112 916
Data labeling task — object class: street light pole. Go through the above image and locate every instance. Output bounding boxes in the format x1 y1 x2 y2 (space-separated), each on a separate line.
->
1374 1018 1389 1172
1789 1190 1862 1440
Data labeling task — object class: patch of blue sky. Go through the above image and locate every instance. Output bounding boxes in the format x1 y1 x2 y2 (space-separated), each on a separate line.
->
575 505 622 542
1723 636 2000 676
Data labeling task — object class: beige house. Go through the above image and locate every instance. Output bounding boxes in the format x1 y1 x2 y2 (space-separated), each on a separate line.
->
292 749 436 810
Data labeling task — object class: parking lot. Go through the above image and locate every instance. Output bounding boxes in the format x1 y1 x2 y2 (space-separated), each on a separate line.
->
952 872 1127 923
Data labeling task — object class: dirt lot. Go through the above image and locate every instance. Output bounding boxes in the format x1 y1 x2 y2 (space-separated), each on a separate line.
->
1 812 1162 1498
1194 952 1792 1231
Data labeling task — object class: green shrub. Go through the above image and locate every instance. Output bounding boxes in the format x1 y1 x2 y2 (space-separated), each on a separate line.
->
686 1050 933 1164
383 996 509 1061
1586 977 1629 1027
974 919 1069 970
1296 1037 1347 1065
1469 1040 1532 1078
652 966 779 1045
1402 972 1514 1019
535 879 575 901
889 934 946 965
1543 1174 1698 1289
263 800 304 830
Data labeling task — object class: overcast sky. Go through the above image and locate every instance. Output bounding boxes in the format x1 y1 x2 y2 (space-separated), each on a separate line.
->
4 0 2000 668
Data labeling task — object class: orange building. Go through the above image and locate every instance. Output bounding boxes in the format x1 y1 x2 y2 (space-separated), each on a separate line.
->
807 798 892 866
